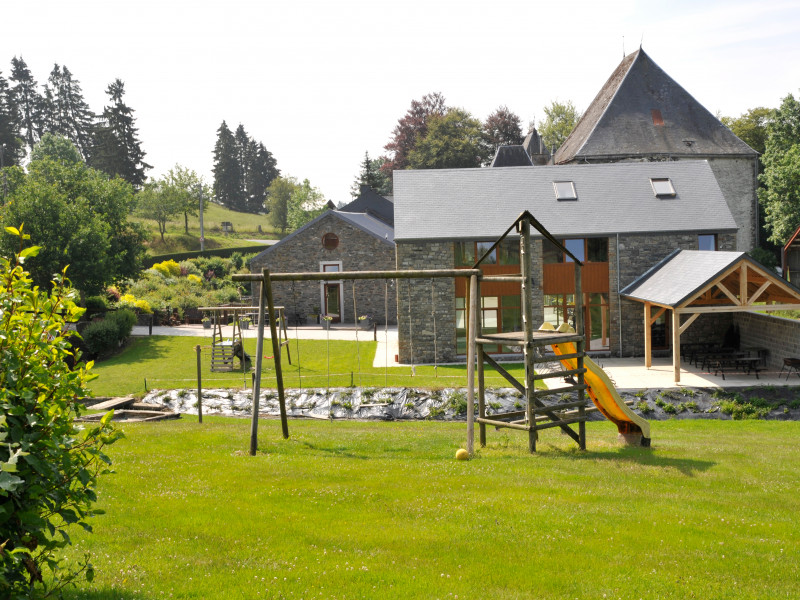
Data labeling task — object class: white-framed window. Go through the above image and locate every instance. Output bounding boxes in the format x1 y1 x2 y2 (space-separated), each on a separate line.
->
553 181 577 201
320 262 344 322
650 177 676 198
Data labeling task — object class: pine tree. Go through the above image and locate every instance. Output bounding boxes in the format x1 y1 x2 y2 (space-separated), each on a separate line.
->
350 151 391 198
0 70 23 169
233 124 251 212
9 57 44 153
212 121 241 210
89 79 149 188
248 141 279 213
44 64 95 159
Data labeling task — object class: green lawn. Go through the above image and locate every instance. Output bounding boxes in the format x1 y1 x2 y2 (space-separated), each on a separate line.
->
88 336 525 397
60 418 800 599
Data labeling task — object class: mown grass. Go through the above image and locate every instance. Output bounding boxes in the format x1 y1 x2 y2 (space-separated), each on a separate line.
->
87 336 526 397
60 418 800 599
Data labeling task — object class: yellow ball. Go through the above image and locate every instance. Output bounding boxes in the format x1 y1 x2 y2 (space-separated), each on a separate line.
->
455 448 469 461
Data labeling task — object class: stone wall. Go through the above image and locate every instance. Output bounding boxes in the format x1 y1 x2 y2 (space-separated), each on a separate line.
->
250 213 397 325
734 312 800 370
610 231 737 357
396 241 456 364
704 156 759 252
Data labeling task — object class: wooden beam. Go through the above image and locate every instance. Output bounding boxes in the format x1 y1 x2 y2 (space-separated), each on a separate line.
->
644 303 652 369
679 312 700 335
748 280 772 304
234 269 482 282
740 263 748 305
677 303 800 314
715 280 741 305
672 309 681 383
649 306 667 325
466 274 478 457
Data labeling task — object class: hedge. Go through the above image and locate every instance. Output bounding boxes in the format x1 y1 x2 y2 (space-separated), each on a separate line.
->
142 245 269 269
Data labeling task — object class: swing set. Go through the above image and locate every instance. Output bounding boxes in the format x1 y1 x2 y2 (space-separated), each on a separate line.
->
233 212 591 457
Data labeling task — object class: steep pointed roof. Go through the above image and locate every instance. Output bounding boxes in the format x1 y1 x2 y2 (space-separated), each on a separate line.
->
555 48 757 164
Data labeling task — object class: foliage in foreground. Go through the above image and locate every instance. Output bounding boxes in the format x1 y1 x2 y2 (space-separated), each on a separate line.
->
0 227 121 598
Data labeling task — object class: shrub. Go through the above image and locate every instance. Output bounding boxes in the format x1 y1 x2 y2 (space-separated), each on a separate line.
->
83 309 136 357
0 226 122 594
152 259 181 278
84 295 108 316
187 274 203 285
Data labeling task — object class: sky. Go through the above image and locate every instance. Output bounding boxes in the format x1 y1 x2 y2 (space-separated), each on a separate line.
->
3 0 800 203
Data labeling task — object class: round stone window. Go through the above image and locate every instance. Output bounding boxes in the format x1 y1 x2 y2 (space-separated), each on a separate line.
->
322 232 339 250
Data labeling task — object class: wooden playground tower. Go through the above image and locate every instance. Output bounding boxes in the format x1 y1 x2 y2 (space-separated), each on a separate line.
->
234 211 589 455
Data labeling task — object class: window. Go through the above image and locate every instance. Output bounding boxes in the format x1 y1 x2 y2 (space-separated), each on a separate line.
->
564 239 585 263
322 232 339 250
553 181 577 200
476 242 497 265
650 178 676 198
698 234 717 251
454 242 475 266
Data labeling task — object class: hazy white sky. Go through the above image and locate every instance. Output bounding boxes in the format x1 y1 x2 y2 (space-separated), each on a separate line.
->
3 0 800 202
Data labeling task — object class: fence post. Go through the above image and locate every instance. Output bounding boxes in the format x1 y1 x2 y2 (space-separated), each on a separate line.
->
195 344 203 424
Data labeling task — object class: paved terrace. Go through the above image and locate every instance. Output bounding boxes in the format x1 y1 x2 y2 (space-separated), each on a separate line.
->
132 324 795 389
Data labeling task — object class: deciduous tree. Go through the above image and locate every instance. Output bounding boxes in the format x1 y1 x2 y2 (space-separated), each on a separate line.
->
538 100 581 152
266 175 297 234
382 92 447 177
483 106 524 157
407 108 491 169
135 178 184 243
760 93 800 244
287 178 326 230
721 107 772 156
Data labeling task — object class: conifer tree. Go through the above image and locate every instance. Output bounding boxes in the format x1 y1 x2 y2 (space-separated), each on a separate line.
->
350 151 391 198
89 79 149 188
9 56 44 153
248 141 279 213
212 120 241 210
43 64 95 159
0 70 23 168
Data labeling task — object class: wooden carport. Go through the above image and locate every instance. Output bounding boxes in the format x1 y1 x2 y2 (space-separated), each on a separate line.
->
620 250 800 382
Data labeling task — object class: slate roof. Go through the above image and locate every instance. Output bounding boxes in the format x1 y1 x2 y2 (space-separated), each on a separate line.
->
490 145 533 167
554 48 757 164
619 250 745 307
393 160 737 241
252 210 394 262
339 185 394 225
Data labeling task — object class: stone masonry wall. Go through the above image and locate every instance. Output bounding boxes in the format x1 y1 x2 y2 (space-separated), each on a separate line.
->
734 312 800 370
250 214 397 325
610 231 737 357
703 156 759 252
396 241 456 364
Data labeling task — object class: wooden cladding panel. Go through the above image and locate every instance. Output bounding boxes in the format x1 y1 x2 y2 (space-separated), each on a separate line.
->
543 263 609 295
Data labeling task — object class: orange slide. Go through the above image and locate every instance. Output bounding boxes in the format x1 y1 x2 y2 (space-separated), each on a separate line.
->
539 323 651 446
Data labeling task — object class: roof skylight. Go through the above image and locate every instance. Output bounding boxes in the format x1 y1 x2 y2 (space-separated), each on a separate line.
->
650 177 676 198
553 181 577 201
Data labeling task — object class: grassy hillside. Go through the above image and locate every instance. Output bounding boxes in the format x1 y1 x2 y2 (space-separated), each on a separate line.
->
135 202 286 255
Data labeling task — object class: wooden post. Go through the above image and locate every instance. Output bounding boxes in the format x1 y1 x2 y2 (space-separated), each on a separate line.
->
477 276 486 447
577 337 585 450
264 270 289 439
574 259 583 341
672 309 681 383
195 344 203 424
466 274 478 456
519 217 537 453
644 302 652 368
249 271 268 455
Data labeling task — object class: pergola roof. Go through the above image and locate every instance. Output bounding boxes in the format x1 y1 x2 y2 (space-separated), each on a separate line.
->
621 250 800 312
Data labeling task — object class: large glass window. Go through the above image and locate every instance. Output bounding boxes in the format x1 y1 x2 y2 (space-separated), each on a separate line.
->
476 242 497 265
454 242 475 267
498 239 520 265
564 239 585 263
543 293 609 350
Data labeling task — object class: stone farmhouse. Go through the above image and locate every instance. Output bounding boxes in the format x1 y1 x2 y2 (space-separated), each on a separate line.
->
250 186 396 326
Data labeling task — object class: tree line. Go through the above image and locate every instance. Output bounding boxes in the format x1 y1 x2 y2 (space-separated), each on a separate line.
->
0 57 149 188
348 93 581 199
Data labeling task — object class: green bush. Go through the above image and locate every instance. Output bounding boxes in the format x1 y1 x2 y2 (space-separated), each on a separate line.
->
0 226 122 594
84 295 108 315
83 309 136 357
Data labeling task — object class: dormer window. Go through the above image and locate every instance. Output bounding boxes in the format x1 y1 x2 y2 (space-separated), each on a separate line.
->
553 181 577 201
650 178 676 198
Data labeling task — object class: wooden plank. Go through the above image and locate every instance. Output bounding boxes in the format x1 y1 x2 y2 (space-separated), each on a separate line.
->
677 303 800 314
533 416 589 431
715 280 741 305
748 280 771 304
482 353 525 394
672 309 681 383
466 273 478 456
678 312 700 335
644 303 652 369
91 396 135 411
530 399 588 413
476 418 531 432
484 409 527 421
532 367 586 381
531 383 587 397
